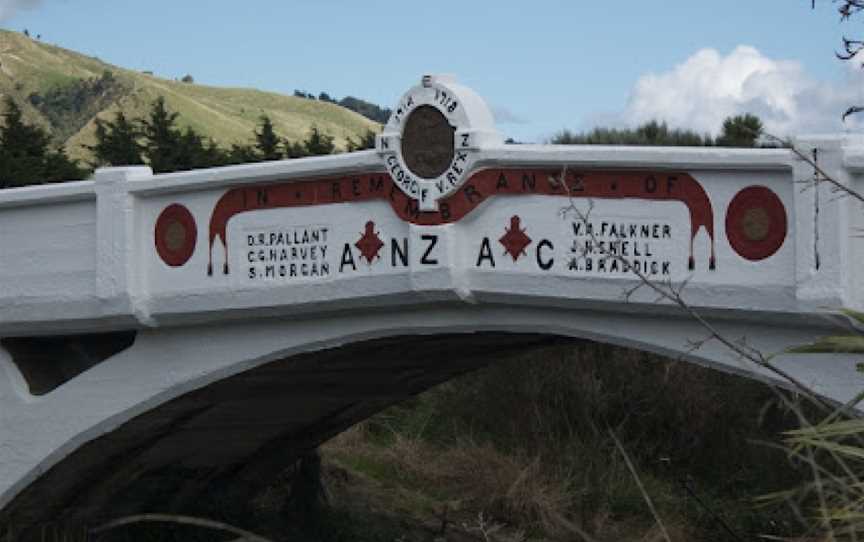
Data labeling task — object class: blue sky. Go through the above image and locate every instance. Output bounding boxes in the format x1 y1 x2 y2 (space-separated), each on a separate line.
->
1 0 861 142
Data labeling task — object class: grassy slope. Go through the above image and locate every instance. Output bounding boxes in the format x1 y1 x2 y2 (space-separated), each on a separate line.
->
0 29 379 163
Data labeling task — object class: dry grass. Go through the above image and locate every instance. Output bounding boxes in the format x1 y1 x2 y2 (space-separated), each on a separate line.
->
327 428 689 540
434 442 571 535
322 341 807 541
325 433 577 539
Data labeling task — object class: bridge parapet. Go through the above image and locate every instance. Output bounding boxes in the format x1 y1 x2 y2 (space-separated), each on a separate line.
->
0 78 861 337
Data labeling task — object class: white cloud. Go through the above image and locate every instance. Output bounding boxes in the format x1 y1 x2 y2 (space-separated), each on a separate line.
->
0 0 44 22
620 45 864 136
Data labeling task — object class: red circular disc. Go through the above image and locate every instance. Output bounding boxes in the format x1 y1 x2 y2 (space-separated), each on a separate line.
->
725 186 787 261
155 204 197 267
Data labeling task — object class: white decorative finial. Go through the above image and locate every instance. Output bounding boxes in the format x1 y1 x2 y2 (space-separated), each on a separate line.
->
422 74 456 87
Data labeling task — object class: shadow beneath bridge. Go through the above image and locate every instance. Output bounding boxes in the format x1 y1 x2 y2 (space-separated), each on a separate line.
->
2 332 570 533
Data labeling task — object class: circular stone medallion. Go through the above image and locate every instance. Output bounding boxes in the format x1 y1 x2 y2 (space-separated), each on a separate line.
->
376 75 502 210
155 204 197 267
401 105 455 179
725 186 787 261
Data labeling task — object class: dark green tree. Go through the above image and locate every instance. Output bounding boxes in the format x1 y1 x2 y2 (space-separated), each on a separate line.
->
552 120 713 146
345 129 377 152
303 126 335 156
0 97 86 187
200 138 230 168
284 140 308 159
338 96 392 123
227 143 258 164
716 113 763 147
43 148 87 181
88 111 144 167
176 127 205 169
175 127 230 170
254 115 283 161
140 97 233 171
140 97 183 173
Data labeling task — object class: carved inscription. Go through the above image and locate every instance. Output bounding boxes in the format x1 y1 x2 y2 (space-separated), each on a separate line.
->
568 220 674 277
245 225 330 281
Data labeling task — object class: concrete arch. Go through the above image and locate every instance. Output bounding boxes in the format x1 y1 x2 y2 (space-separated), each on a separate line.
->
1 303 860 530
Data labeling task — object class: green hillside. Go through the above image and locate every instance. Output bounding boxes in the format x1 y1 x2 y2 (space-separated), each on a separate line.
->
0 29 380 164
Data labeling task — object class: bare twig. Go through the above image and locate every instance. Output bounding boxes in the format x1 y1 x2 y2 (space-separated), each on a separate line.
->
608 427 672 542
557 177 835 412
548 512 601 542
761 132 864 205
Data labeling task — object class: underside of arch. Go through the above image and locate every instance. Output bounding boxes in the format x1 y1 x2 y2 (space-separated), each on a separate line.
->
1 298 856 537
1 331 137 396
0 332 571 532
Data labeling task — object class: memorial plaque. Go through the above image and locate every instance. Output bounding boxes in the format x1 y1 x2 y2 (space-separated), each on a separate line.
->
401 105 455 179
376 75 500 210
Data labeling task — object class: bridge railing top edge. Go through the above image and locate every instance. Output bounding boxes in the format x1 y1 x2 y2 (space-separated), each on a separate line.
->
126 151 384 196
126 145 800 197
0 180 95 209
478 145 795 171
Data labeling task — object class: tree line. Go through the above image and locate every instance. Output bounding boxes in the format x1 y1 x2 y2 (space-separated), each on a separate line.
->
88 97 377 173
293 90 392 124
550 114 765 146
0 95 377 188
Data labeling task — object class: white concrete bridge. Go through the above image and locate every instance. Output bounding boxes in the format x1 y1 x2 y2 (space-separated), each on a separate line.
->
1 76 863 531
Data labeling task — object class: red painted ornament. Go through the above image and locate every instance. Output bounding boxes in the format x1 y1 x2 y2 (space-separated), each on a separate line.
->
725 186 787 261
155 204 197 267
355 221 384 264
499 216 532 262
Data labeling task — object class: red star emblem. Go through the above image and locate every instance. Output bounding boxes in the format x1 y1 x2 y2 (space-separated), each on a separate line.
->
356 221 384 264
499 216 531 262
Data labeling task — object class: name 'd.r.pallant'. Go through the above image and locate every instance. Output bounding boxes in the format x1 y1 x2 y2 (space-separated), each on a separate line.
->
246 226 330 280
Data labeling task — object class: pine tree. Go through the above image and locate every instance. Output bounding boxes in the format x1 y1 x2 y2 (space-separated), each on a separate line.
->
88 111 144 167
0 97 86 187
717 114 763 147
346 129 377 152
0 96 46 186
174 127 230 171
176 127 207 170
140 97 182 173
200 138 230 168
552 120 714 146
284 140 308 159
43 148 87 182
303 126 335 156
227 143 257 164
139 97 235 172
254 115 282 161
